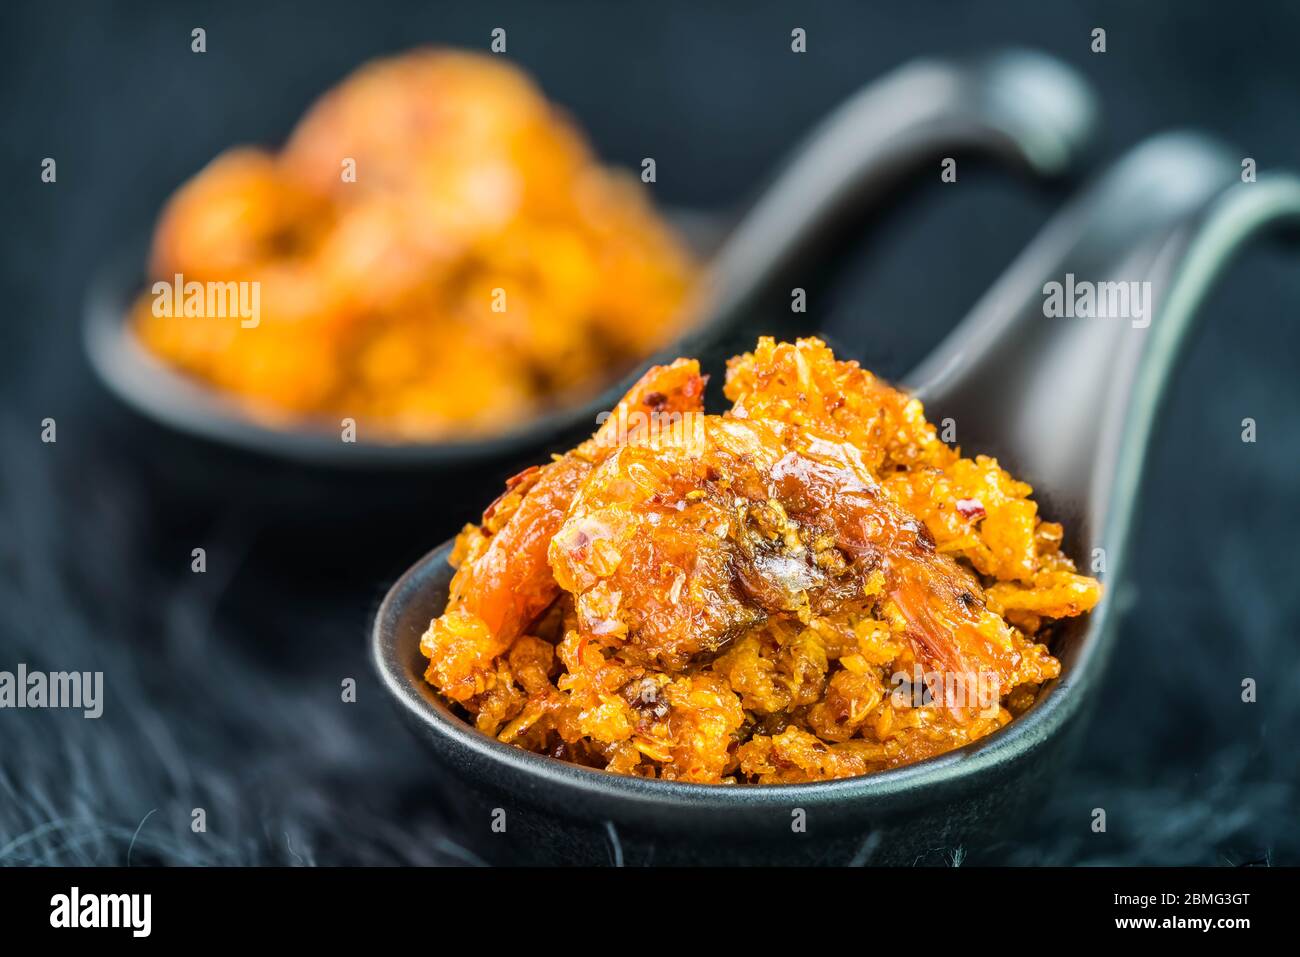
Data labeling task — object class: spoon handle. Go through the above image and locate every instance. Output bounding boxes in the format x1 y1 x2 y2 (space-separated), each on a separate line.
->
683 49 1099 351
906 131 1300 559
1093 172 1300 558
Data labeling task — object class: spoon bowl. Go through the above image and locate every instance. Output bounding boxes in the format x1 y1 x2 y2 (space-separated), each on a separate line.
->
374 540 1100 865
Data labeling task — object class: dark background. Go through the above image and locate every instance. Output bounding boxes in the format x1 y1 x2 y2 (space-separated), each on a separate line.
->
1 0 1297 865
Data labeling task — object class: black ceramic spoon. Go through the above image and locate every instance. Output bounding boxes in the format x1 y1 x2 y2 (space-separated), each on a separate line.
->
84 50 1096 472
373 131 1300 865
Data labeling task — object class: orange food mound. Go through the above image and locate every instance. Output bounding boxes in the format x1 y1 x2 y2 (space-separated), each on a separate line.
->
132 49 696 439
421 338 1102 782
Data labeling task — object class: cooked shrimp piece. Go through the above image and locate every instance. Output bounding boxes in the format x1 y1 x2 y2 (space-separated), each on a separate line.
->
421 359 705 701
550 414 1038 704
150 148 328 279
281 50 588 220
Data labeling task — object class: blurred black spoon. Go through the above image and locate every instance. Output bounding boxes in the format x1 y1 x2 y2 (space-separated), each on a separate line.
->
373 132 1300 864
84 50 1097 483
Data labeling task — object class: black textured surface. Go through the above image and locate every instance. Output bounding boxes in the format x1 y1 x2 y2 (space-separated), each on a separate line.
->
2 0 1297 865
